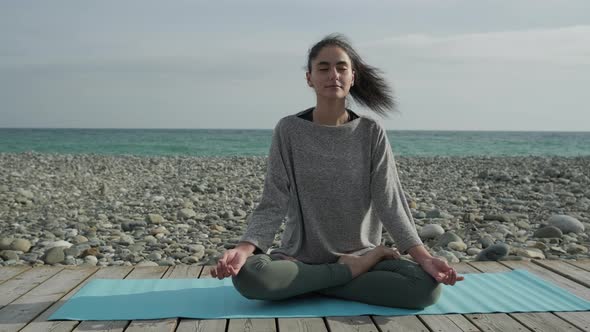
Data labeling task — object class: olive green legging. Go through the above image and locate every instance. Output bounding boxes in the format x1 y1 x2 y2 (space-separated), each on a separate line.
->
231 253 442 309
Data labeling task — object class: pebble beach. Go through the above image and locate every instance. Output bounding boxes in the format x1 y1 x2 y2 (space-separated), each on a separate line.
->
1 152 589 267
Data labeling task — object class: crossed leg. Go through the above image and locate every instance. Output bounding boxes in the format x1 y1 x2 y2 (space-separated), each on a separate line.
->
232 252 441 309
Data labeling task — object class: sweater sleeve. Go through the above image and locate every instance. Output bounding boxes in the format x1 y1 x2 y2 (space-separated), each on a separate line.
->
239 121 291 254
370 124 423 254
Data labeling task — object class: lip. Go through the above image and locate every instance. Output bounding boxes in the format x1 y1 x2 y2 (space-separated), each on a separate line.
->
325 85 342 88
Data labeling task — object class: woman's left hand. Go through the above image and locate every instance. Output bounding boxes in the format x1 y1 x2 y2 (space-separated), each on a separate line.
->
420 257 464 285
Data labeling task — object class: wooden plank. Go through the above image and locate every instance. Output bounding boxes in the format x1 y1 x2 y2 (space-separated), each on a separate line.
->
227 318 276 332
511 312 582 332
175 265 227 332
500 260 590 332
73 266 169 332
0 266 62 308
373 315 430 332
534 260 590 287
124 265 203 332
567 260 590 272
0 267 97 332
469 261 582 332
325 316 377 332
553 312 590 332
0 266 30 284
417 314 479 332
278 318 327 332
19 266 133 332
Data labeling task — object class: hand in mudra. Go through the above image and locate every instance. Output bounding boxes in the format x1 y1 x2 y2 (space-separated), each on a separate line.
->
420 256 464 285
211 248 250 280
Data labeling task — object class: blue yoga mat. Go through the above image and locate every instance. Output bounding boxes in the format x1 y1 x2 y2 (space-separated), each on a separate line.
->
49 269 590 320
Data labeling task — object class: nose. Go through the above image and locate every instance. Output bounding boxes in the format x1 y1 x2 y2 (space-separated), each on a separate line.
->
328 67 340 80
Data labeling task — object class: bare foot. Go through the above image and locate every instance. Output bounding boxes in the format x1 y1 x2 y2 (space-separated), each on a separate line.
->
337 245 392 278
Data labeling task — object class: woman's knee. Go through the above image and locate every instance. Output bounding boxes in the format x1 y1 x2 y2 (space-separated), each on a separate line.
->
231 254 285 300
408 282 442 309
374 259 443 309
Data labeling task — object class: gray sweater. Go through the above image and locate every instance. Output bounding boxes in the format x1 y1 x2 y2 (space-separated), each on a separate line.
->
239 108 423 264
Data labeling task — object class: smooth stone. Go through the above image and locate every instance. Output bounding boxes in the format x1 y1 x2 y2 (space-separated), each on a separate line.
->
467 248 481 256
566 244 589 254
548 215 584 234
484 214 515 223
45 240 73 249
0 238 13 250
533 226 563 238
476 243 510 261
147 252 162 260
81 248 100 257
178 209 197 219
192 250 205 260
136 261 159 267
181 256 201 264
17 188 34 199
419 224 445 239
121 220 147 231
436 232 463 248
72 235 89 244
479 235 494 248
143 235 158 244
83 255 98 266
436 250 460 263
448 241 467 251
146 214 165 224
426 209 441 218
187 244 205 253
10 239 31 253
158 259 175 266
64 245 86 258
514 248 545 259
151 227 169 235
64 256 77 265
43 247 65 264
0 250 20 261
118 234 135 245
550 246 567 254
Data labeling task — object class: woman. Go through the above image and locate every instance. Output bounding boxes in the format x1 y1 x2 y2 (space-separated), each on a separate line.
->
211 33 464 309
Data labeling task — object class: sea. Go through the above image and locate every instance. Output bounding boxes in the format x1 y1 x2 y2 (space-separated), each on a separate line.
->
1 129 589 157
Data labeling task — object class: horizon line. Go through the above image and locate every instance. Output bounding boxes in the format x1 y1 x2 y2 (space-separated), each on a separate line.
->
1 127 590 133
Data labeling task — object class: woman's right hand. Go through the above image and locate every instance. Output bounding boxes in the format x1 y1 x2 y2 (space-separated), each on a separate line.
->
210 242 255 279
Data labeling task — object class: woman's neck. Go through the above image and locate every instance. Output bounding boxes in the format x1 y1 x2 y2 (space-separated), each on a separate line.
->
313 99 349 126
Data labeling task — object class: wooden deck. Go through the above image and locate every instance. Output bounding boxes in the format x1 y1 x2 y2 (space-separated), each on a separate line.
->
1 259 590 332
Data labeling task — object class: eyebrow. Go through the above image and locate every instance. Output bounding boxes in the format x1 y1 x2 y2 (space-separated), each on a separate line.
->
316 61 349 66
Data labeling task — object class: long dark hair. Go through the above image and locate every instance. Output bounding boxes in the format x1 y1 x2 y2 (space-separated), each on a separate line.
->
306 33 396 117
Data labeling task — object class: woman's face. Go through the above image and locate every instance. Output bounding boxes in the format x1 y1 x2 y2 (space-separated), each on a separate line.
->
306 46 355 100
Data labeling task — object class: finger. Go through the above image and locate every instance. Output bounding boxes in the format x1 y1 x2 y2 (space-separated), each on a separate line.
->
210 266 217 278
216 261 223 279
451 269 458 285
444 271 452 285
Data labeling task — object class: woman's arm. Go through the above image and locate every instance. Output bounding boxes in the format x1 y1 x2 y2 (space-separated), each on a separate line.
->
238 120 291 254
369 124 423 254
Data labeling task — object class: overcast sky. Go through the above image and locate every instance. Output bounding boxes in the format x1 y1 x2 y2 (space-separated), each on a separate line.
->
1 0 589 131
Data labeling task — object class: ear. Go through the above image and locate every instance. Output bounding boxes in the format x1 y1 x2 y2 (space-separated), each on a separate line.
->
306 72 313 87
351 70 356 87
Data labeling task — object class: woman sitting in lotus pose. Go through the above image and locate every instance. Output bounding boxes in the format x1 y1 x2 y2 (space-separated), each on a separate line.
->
211 33 463 309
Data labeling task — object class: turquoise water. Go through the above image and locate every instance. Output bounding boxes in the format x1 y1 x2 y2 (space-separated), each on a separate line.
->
1 129 589 157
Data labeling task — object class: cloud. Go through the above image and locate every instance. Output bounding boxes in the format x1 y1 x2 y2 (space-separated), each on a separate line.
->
361 25 590 65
